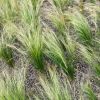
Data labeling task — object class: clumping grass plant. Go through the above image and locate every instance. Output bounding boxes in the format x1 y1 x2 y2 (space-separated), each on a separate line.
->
17 0 44 70
43 28 67 72
78 43 100 77
90 0 96 3
44 0 77 79
49 0 71 11
0 23 15 67
43 27 76 79
0 68 26 100
60 34 76 79
82 83 97 100
17 25 44 70
0 0 18 21
44 3 76 78
34 67 72 100
48 0 71 37
70 11 93 46
0 43 14 67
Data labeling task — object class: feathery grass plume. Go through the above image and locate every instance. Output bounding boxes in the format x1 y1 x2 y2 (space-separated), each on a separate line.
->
43 28 75 79
0 0 18 21
35 67 72 100
20 0 43 25
48 0 71 36
17 26 44 70
82 83 97 100
49 10 67 37
2 21 17 40
60 34 76 79
43 28 66 69
0 43 14 67
90 0 96 3
91 38 100 77
93 63 100 77
18 0 44 70
78 44 93 63
0 68 26 100
0 22 16 67
78 43 100 77
70 11 93 46
91 51 100 77
48 0 70 34
49 0 70 11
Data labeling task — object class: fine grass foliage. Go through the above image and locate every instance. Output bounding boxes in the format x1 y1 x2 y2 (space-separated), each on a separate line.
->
45 2 77 79
0 43 14 67
78 43 100 77
82 83 97 100
70 11 93 46
49 0 70 11
0 0 18 21
0 22 15 67
17 0 44 70
0 68 26 100
43 27 75 79
90 0 96 3
60 34 76 79
17 26 44 70
43 28 67 71
35 67 72 100
48 0 71 37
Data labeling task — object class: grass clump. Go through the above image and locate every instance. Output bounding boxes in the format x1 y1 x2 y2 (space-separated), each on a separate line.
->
43 28 76 79
34 67 72 100
78 43 100 77
17 26 44 70
49 0 71 11
70 11 93 46
43 29 67 71
82 83 97 100
43 2 78 79
0 23 15 67
0 44 14 67
60 34 76 79
17 0 44 70
0 0 18 21
0 68 26 100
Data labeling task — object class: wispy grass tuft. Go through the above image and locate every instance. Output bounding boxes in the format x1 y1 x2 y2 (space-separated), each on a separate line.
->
0 0 18 21
70 11 93 46
43 28 67 70
49 0 70 11
0 22 15 67
0 43 14 67
17 26 44 70
34 67 72 100
78 43 100 77
43 28 75 79
60 34 76 79
17 0 44 70
44 1 77 79
90 0 96 3
0 68 26 100
48 0 71 36
82 83 97 100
